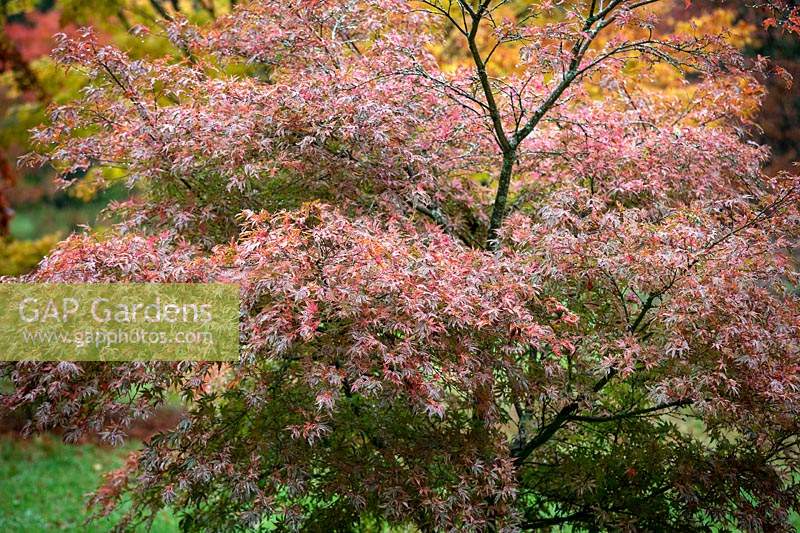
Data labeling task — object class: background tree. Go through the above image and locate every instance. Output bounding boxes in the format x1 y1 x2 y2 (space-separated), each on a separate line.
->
2 0 800 530
0 0 232 274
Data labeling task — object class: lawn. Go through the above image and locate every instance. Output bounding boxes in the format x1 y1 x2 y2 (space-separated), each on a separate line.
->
0 435 177 532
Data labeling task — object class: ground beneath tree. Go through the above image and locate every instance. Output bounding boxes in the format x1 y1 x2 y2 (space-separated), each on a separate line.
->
0 406 183 444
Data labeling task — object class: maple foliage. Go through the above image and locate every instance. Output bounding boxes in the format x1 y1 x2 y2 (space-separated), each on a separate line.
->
759 0 800 36
3 0 800 530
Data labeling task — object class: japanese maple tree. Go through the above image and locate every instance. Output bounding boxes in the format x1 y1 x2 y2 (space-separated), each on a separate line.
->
3 0 800 530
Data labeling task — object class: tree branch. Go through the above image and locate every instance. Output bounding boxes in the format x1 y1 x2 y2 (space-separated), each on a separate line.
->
512 401 578 467
568 398 693 422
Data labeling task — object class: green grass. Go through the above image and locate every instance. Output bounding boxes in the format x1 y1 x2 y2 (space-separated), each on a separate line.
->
10 201 108 241
9 184 128 241
0 435 177 533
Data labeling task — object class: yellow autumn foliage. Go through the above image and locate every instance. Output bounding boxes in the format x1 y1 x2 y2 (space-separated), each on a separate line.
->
0 234 59 276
